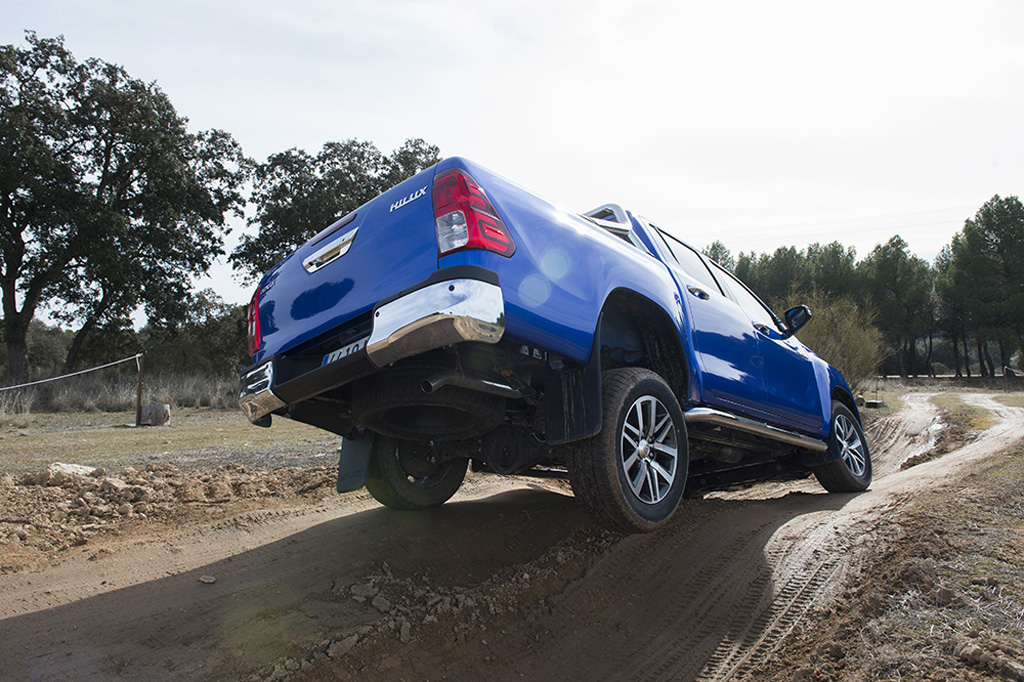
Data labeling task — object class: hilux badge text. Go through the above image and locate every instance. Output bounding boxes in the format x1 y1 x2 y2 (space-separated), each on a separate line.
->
390 186 427 212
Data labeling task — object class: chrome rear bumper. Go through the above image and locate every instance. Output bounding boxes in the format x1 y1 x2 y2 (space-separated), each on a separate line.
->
366 278 505 368
239 277 505 423
239 361 287 422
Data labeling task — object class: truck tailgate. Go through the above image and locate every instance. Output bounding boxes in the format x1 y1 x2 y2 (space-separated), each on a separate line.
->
255 170 439 358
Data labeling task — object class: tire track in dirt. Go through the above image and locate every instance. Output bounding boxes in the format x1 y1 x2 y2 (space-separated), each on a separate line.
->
569 520 776 682
690 393 1023 682
697 553 840 681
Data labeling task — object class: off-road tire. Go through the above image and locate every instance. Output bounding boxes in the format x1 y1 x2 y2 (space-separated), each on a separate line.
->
813 401 872 493
567 368 688 533
365 436 468 510
352 370 505 442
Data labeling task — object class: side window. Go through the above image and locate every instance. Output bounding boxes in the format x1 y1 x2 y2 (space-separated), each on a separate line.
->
708 261 778 330
655 228 721 294
706 260 741 299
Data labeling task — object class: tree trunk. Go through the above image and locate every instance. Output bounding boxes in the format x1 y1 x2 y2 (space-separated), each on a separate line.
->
925 331 934 377
962 329 971 377
983 341 996 377
2 313 31 381
64 314 100 372
977 339 988 377
951 329 961 377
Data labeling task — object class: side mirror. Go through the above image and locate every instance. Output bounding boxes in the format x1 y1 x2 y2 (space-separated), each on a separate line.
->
783 305 812 337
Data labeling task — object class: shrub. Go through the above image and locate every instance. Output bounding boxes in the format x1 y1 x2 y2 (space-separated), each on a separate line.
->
786 290 885 392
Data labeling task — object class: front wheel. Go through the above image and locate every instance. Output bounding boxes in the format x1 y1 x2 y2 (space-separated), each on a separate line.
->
812 401 872 493
365 436 467 510
567 368 688 533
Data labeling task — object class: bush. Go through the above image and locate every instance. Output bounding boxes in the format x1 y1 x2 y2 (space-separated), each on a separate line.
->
786 291 885 391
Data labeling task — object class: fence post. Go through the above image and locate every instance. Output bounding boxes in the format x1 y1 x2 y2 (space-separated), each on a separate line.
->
135 354 144 427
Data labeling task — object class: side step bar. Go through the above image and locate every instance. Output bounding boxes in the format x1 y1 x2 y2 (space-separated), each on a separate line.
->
684 407 828 453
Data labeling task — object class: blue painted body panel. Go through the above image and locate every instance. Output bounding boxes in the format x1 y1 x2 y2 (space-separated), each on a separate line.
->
434 159 683 368
250 156 857 442
659 252 768 412
255 167 438 360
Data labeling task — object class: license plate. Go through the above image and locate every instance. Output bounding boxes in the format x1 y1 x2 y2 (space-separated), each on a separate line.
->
321 336 368 366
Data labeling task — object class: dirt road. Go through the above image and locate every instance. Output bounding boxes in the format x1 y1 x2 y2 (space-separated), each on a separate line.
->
1 393 1021 681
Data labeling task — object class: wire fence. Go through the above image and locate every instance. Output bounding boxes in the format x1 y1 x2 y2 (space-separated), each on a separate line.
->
1 355 239 415
0 354 143 393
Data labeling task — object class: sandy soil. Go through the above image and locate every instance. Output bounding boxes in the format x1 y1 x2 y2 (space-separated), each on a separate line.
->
1 393 1022 681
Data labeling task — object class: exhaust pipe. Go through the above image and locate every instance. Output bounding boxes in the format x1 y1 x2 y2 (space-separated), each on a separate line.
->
422 371 522 399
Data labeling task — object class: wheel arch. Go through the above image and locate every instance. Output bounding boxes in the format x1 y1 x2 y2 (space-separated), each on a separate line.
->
830 384 862 426
598 288 690 404
543 288 693 446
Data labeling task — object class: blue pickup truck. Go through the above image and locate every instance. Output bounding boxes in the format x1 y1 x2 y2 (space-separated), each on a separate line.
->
240 157 871 532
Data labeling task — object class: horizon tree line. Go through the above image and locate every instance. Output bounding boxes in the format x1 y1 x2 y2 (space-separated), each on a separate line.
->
703 194 1024 379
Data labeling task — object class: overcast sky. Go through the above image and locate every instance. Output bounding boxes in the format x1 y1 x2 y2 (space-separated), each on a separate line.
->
4 0 1023 307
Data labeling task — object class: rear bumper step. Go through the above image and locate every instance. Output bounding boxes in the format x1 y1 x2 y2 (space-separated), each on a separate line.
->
239 361 287 423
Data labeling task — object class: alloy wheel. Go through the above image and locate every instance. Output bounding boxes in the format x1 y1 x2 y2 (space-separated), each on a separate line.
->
620 395 679 505
835 413 867 477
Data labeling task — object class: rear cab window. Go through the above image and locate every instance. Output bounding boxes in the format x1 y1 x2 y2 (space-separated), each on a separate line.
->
651 227 723 295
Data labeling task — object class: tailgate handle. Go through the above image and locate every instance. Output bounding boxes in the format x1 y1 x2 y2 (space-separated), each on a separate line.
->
303 227 359 273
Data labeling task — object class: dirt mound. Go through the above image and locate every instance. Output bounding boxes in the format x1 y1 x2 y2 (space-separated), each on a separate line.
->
280 528 617 682
0 462 337 571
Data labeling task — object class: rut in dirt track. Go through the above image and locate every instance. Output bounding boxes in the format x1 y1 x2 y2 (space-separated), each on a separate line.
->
479 494 862 682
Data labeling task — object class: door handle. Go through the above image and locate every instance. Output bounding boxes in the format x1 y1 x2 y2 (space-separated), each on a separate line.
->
687 286 709 300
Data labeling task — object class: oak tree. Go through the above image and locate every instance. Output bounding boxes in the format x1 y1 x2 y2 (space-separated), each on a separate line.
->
0 33 248 378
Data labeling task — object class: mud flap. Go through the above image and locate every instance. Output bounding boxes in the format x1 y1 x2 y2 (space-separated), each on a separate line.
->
337 435 373 493
544 317 603 445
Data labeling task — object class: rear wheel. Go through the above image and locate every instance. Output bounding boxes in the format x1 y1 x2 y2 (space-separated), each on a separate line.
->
365 436 468 510
568 368 688 533
813 401 872 493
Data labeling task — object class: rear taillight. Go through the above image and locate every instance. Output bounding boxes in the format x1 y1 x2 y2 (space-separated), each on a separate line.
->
247 285 262 357
433 169 515 257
